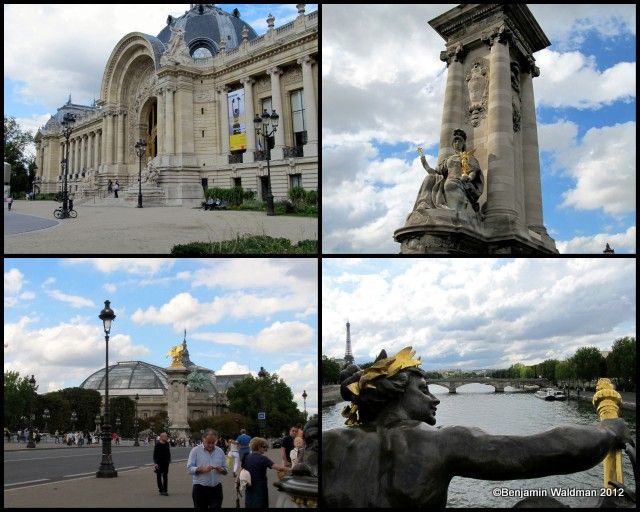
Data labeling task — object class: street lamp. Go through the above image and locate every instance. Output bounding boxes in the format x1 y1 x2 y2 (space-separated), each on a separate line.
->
115 416 121 433
302 390 308 417
27 375 37 448
254 109 279 216
43 408 50 434
95 413 101 435
97 300 117 478
60 112 76 218
134 139 147 208
71 411 77 432
134 393 140 446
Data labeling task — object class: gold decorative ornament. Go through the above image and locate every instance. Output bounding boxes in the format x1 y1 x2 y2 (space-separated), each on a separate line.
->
167 344 185 368
343 347 422 427
592 378 623 489
457 149 475 176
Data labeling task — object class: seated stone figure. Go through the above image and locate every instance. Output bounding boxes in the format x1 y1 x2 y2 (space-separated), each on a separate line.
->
413 129 483 213
322 347 632 508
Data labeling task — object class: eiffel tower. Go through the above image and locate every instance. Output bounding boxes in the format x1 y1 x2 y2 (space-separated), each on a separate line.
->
344 320 354 365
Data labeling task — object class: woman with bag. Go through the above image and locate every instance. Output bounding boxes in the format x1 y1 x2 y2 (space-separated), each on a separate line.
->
242 437 289 508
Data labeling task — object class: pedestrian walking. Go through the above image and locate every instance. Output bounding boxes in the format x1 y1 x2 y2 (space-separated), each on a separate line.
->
228 438 239 477
114 180 120 198
187 428 228 509
243 437 289 508
108 180 113 194
153 432 172 496
236 429 251 464
7 196 13 211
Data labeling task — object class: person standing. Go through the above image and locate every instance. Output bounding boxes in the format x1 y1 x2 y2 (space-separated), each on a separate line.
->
280 426 298 468
244 437 289 508
187 429 228 509
7 196 13 211
113 180 120 198
236 429 251 466
228 438 239 477
154 432 172 496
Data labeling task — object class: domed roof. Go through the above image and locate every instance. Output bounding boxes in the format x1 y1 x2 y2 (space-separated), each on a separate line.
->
157 4 258 58
80 361 169 395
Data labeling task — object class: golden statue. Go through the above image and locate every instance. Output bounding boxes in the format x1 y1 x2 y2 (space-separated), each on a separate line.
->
592 378 624 488
167 344 185 368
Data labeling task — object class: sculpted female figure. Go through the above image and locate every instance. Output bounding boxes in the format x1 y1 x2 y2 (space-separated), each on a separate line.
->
413 129 483 213
322 347 632 508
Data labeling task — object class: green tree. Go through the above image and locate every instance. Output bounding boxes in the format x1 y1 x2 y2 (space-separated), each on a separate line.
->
573 347 606 386
538 359 559 383
226 371 305 437
322 356 341 384
3 371 35 430
555 358 576 384
108 396 135 437
54 387 102 431
35 393 71 434
607 336 636 391
4 116 35 195
188 412 250 439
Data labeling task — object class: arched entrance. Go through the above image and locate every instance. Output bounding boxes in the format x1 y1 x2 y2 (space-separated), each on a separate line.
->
139 97 158 164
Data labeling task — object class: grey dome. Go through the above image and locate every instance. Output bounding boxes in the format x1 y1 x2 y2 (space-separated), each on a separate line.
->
80 361 169 394
157 4 258 58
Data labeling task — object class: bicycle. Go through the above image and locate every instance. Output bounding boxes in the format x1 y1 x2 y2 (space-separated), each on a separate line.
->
53 207 77 219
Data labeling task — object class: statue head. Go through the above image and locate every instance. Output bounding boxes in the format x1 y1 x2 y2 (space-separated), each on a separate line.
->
340 347 440 427
452 129 467 151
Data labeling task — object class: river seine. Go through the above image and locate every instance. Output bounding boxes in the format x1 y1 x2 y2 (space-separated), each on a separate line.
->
322 384 636 508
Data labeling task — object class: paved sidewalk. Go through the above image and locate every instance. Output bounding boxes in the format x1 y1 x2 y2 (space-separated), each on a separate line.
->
4 448 290 508
4 200 317 254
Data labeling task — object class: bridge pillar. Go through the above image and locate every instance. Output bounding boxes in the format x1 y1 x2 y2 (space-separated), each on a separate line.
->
448 386 457 394
494 385 504 393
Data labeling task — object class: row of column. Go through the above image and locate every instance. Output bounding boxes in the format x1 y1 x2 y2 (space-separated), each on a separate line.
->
62 130 103 174
101 109 128 165
214 55 318 160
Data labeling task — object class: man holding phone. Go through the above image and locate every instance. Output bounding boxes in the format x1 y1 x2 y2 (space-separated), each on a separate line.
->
187 429 228 509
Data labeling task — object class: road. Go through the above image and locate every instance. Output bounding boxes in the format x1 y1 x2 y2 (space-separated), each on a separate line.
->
4 445 191 487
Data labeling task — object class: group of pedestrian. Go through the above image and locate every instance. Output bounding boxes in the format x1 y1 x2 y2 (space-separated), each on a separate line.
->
107 179 120 198
150 426 293 509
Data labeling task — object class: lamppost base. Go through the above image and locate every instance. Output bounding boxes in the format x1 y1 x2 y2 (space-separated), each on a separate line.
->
266 195 275 216
134 439 140 446
27 441 36 448
137 194 143 208
96 467 118 478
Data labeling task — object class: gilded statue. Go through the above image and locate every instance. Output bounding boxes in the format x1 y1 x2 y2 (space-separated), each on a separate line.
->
167 344 186 367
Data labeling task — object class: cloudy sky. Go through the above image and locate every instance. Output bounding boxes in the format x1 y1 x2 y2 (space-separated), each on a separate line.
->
4 258 318 415
3 3 317 157
323 4 636 254
322 258 636 370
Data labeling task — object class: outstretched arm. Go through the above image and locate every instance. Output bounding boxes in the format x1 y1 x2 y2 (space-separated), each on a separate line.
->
441 419 628 480
417 147 435 174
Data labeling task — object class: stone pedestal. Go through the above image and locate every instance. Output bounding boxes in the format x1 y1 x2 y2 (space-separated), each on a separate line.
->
122 185 167 207
165 366 191 442
396 5 558 254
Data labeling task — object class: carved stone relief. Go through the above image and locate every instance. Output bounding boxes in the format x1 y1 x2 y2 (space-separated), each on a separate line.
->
255 76 271 93
511 61 521 133
283 66 303 86
465 60 489 127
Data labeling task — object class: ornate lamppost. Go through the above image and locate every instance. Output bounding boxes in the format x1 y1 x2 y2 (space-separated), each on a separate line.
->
254 109 279 216
96 300 117 478
60 113 76 218
134 140 147 208
27 375 37 448
302 390 308 418
95 413 101 438
134 393 140 446
71 410 77 432
43 408 50 434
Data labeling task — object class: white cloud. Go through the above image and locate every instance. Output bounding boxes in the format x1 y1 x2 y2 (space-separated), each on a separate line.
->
192 321 315 353
67 258 175 276
3 316 150 392
104 283 117 294
45 289 96 309
4 268 35 307
276 361 317 416
322 259 636 369
557 225 636 254
539 121 636 215
19 292 35 300
217 361 252 375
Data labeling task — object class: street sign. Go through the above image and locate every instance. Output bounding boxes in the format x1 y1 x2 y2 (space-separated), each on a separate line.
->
258 411 266 420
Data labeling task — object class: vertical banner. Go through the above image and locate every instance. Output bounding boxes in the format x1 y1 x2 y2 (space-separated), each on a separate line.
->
228 89 246 151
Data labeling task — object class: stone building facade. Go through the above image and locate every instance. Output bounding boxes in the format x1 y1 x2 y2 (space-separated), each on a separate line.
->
34 4 318 206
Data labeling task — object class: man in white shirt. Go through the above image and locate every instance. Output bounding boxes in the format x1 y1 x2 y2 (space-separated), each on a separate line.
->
187 429 228 509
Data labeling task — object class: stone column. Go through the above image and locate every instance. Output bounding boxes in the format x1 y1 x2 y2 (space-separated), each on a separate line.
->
74 138 80 173
94 131 100 168
240 77 256 163
298 55 318 157
484 26 518 227
116 110 125 164
105 112 115 165
267 66 284 160
216 85 229 161
165 88 175 155
156 89 165 156
175 80 195 160
101 115 108 167
438 44 465 162
521 59 545 234
165 366 191 443
79 135 85 172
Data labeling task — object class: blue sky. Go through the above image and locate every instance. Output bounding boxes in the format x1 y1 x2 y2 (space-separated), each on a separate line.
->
4 258 318 415
3 3 317 154
322 258 636 370
322 5 636 254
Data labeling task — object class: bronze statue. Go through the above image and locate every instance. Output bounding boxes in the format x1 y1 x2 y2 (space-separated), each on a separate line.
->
166 344 185 367
322 347 633 508
412 129 483 213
